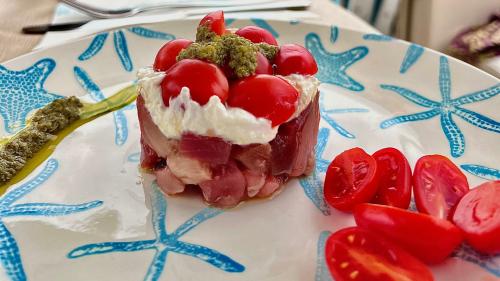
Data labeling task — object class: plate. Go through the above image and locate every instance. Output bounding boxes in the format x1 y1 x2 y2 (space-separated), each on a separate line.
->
0 19 499 281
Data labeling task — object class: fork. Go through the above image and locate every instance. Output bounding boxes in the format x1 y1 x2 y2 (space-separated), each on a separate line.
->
59 0 282 19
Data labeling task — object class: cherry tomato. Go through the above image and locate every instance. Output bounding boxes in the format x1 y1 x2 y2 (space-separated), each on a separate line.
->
323 148 378 212
140 138 160 169
161 59 229 106
227 74 298 126
199 10 225 35
235 25 278 45
452 181 500 254
255 52 273 75
153 39 193 71
354 203 463 264
371 147 411 208
325 227 434 281
413 155 469 220
224 52 272 78
274 44 318 76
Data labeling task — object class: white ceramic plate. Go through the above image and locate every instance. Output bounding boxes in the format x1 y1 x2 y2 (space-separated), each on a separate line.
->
0 19 499 281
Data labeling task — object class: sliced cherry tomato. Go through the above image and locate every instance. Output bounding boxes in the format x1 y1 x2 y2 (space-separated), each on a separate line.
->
274 44 318 76
323 148 378 212
371 147 411 208
199 10 225 35
235 25 278 45
153 39 193 71
325 227 434 281
227 74 298 126
161 59 229 106
413 155 469 220
452 180 500 254
354 203 463 264
140 138 160 169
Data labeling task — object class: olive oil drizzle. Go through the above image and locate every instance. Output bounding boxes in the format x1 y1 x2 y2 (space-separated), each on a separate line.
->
0 85 137 194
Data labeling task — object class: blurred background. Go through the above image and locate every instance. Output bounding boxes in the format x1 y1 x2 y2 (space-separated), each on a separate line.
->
1 0 499 77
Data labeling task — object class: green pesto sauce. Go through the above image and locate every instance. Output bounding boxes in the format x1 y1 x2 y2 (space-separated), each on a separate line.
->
177 24 279 78
0 97 82 184
0 85 137 190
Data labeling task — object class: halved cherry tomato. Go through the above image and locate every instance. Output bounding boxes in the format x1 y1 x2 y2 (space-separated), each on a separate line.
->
161 59 228 106
274 44 318 76
452 180 500 254
227 74 298 126
354 203 463 264
413 155 469 220
325 227 434 281
235 25 278 45
153 39 193 71
199 10 225 35
371 147 411 208
323 148 378 212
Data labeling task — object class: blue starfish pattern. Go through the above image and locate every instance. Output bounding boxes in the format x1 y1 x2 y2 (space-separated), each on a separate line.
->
362 34 424 74
127 152 141 163
453 243 500 277
68 182 245 281
320 95 369 139
78 27 175 72
460 164 500 180
0 58 63 133
362 34 393 41
330 26 339 44
380 56 500 157
0 159 102 281
299 128 331 215
305 31 368 91
74 66 134 146
314 231 333 281
400 44 424 74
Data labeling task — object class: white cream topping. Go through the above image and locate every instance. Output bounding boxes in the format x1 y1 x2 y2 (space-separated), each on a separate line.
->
137 67 319 145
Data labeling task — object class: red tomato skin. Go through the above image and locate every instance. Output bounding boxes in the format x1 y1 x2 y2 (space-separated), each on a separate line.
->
325 227 434 281
255 52 273 75
324 148 378 212
413 155 469 220
354 203 463 264
227 74 298 127
235 26 278 46
199 10 225 35
153 39 193 71
452 181 500 254
372 147 412 208
274 44 318 76
161 59 229 106
224 52 272 78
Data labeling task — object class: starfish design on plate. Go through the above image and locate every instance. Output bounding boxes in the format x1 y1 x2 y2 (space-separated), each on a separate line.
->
0 58 62 133
74 66 134 146
78 27 175 72
0 159 102 281
380 56 500 158
460 164 500 180
68 182 245 281
320 95 369 139
453 243 500 277
305 31 368 91
300 127 331 215
314 231 333 281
